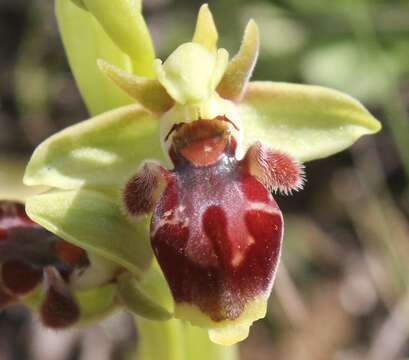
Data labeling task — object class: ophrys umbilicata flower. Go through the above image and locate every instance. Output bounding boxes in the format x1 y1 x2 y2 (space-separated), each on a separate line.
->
0 200 124 328
22 3 381 345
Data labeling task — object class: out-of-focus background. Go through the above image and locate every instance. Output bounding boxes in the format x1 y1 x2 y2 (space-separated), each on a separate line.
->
0 0 408 359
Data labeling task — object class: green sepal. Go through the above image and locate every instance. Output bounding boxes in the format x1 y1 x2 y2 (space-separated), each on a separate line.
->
56 0 133 116
118 273 172 321
24 105 163 190
239 81 381 162
83 0 155 78
25 188 152 276
76 284 118 325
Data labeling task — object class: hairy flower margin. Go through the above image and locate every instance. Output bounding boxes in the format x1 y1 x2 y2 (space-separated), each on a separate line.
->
15 0 381 346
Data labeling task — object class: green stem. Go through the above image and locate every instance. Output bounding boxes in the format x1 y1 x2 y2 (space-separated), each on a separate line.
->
135 317 239 360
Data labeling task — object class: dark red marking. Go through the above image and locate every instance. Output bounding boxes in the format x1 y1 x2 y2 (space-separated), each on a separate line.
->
240 174 271 203
202 206 232 269
245 210 281 242
54 240 88 267
0 228 6 241
40 267 80 328
2 260 42 295
0 285 17 309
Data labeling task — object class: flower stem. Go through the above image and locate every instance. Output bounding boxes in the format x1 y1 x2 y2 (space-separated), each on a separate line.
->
135 317 239 360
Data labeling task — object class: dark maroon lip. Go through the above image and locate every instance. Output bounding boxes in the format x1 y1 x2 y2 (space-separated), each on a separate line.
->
164 116 239 143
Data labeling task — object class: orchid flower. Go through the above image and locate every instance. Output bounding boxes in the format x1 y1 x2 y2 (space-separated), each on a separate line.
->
0 200 122 327
19 1 380 347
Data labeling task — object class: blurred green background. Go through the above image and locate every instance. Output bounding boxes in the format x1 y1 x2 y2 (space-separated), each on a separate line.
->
0 0 408 359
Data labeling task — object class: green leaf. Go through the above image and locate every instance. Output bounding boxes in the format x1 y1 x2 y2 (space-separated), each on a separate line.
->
56 0 133 115
239 81 381 162
83 0 155 77
24 105 163 190
118 273 172 321
25 188 152 276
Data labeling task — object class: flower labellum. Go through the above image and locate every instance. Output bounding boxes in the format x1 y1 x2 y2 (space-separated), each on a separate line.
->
124 111 303 344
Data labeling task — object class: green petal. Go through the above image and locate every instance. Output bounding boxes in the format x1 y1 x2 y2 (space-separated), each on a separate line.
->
25 188 152 275
154 43 229 104
118 273 172 321
83 0 155 78
24 105 163 190
56 0 133 116
97 59 174 113
217 20 259 101
239 81 381 162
